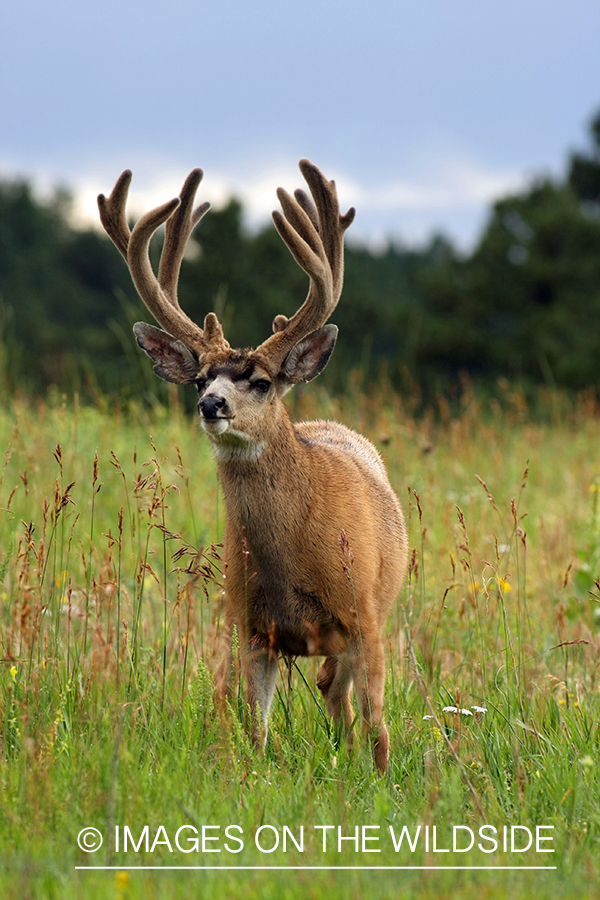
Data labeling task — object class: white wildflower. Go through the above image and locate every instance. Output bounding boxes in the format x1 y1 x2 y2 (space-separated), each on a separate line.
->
442 706 473 716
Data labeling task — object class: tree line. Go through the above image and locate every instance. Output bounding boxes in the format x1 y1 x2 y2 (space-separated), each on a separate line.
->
1 111 600 401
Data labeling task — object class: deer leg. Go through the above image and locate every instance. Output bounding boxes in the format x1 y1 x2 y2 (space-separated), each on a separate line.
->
316 655 354 744
350 639 389 773
246 644 279 748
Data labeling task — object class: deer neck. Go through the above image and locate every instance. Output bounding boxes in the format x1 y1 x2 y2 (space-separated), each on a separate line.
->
212 406 311 537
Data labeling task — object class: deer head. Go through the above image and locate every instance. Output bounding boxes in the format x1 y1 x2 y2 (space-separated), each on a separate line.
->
98 161 355 456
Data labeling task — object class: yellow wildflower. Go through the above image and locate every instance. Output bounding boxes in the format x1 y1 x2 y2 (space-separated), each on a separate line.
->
115 870 130 895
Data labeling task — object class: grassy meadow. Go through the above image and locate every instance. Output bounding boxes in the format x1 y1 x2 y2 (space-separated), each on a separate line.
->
0 381 599 898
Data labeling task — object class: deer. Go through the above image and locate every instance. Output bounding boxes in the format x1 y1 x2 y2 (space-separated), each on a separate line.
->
97 160 408 771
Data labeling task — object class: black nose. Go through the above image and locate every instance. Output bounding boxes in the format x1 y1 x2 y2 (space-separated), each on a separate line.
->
199 395 228 419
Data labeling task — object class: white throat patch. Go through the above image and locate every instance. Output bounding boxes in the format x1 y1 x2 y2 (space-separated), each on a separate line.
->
205 426 266 462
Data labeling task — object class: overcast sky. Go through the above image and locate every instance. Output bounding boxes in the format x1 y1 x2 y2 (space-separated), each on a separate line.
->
1 0 599 249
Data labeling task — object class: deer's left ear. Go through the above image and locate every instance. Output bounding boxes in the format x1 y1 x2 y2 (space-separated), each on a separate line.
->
133 322 200 384
280 324 338 386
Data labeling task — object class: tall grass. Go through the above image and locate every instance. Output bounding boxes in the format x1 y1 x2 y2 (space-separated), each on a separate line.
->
0 383 599 898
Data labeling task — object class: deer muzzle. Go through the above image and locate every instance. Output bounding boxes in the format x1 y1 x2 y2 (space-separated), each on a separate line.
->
199 394 230 419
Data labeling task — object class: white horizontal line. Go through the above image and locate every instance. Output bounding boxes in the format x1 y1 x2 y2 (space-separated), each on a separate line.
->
76 865 557 871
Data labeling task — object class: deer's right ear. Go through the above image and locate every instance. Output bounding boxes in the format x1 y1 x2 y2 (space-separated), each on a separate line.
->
133 322 200 384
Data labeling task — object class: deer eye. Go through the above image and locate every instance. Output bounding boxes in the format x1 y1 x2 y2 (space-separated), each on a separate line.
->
252 379 271 394
195 378 207 393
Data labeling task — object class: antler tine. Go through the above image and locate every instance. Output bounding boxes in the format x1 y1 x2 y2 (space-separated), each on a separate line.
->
293 188 319 231
257 159 355 365
97 169 133 261
98 170 228 353
299 158 356 307
158 168 211 309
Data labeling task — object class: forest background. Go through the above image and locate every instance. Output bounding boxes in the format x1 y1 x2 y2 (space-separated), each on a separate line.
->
2 110 600 405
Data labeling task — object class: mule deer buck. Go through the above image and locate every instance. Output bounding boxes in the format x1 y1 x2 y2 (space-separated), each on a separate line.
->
98 160 408 771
